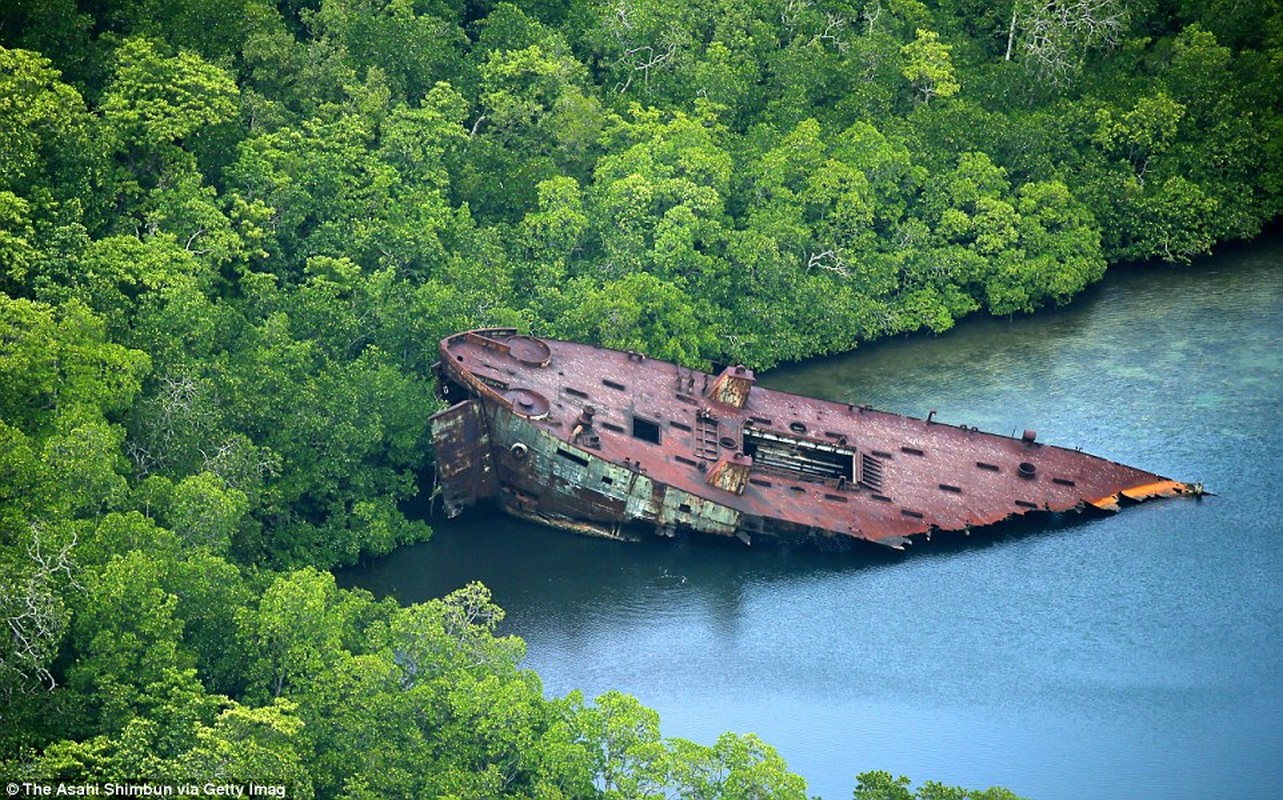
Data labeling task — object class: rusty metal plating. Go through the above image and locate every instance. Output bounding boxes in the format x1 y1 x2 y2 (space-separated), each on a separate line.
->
430 329 1199 549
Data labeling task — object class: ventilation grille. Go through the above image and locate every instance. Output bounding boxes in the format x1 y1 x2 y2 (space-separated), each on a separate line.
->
860 453 885 491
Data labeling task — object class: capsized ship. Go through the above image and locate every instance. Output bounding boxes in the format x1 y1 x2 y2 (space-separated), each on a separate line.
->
430 329 1198 549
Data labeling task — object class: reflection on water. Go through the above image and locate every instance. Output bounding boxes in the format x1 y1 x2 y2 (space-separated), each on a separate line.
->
341 235 1283 800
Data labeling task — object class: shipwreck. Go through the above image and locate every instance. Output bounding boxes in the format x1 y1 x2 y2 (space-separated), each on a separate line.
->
430 328 1198 549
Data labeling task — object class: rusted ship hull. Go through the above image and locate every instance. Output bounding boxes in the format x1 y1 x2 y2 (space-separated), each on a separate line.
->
431 329 1197 549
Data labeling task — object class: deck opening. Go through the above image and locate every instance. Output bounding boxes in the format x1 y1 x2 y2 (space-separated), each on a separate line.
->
742 428 855 483
939 484 963 494
601 422 624 433
555 448 590 467
670 420 693 432
675 455 700 467
901 509 924 519
632 416 661 444
602 379 626 391
901 446 926 457
601 475 614 485
1052 477 1077 487
1015 499 1039 509
564 387 589 399
976 461 1001 472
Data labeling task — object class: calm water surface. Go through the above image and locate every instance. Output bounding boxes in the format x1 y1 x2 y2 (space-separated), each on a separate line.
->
341 235 1283 799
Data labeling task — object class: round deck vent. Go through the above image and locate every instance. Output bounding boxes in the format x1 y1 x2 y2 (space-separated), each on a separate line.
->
503 388 550 418
789 421 808 434
507 336 552 367
1018 461 1038 479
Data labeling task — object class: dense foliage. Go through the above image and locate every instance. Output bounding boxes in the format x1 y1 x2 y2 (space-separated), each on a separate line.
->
1 0 1278 796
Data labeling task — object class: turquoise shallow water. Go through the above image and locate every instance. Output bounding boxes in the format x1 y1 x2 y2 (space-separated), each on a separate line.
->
341 234 1283 799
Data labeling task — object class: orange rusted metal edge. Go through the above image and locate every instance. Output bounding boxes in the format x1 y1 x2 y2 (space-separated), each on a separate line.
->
1089 479 1198 511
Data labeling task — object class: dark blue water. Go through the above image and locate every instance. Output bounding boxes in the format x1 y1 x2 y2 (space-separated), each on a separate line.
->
342 235 1283 799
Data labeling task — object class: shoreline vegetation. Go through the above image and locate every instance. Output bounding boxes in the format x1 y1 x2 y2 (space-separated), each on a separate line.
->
2 0 1279 796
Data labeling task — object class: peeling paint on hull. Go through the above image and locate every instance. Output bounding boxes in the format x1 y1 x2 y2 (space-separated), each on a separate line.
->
430 329 1201 550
